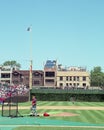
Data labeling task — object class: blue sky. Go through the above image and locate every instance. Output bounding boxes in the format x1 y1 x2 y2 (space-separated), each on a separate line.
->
0 0 104 71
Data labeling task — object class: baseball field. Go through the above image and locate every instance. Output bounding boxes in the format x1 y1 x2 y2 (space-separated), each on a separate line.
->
0 101 104 130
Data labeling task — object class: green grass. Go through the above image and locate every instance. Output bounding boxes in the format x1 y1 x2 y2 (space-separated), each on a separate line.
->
39 109 104 124
19 101 104 107
0 101 104 130
18 101 104 125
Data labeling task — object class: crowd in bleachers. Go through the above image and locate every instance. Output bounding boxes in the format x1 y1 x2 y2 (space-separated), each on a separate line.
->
0 82 29 103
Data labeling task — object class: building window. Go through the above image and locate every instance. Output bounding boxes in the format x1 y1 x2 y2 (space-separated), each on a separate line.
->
13 72 19 77
66 76 68 81
66 83 68 86
34 72 39 77
73 83 76 87
69 76 72 81
1 74 10 78
69 83 72 86
34 80 40 85
83 76 86 81
45 72 55 77
77 76 79 81
73 76 76 81
13 74 19 78
83 83 86 86
45 79 54 83
59 76 63 81
60 83 63 87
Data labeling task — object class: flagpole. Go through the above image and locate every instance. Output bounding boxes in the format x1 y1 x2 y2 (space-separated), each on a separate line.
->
29 60 32 90
27 26 32 100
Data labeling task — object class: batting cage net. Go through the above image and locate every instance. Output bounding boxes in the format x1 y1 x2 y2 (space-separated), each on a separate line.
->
2 102 18 117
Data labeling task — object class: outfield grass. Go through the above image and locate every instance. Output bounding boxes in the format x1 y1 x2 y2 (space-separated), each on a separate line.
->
0 101 104 130
19 101 104 125
19 101 104 107
38 110 104 124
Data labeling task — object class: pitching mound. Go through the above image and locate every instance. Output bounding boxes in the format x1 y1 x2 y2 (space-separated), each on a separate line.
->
51 112 79 117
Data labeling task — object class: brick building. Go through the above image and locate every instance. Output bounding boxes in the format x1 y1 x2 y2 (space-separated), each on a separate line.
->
12 70 44 87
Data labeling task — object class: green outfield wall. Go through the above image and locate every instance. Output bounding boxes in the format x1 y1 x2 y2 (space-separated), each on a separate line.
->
30 88 104 102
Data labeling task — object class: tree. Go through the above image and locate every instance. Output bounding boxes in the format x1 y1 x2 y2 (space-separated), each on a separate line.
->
90 66 104 87
3 60 21 69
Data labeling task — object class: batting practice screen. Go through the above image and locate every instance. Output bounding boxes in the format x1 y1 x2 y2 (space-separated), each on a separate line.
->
2 102 18 117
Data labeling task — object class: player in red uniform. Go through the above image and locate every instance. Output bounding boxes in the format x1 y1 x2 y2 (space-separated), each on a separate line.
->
31 96 37 116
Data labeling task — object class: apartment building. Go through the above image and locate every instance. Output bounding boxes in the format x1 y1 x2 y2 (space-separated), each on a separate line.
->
0 65 44 87
12 70 44 87
0 61 90 88
57 66 90 89
44 60 57 87
0 66 12 84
